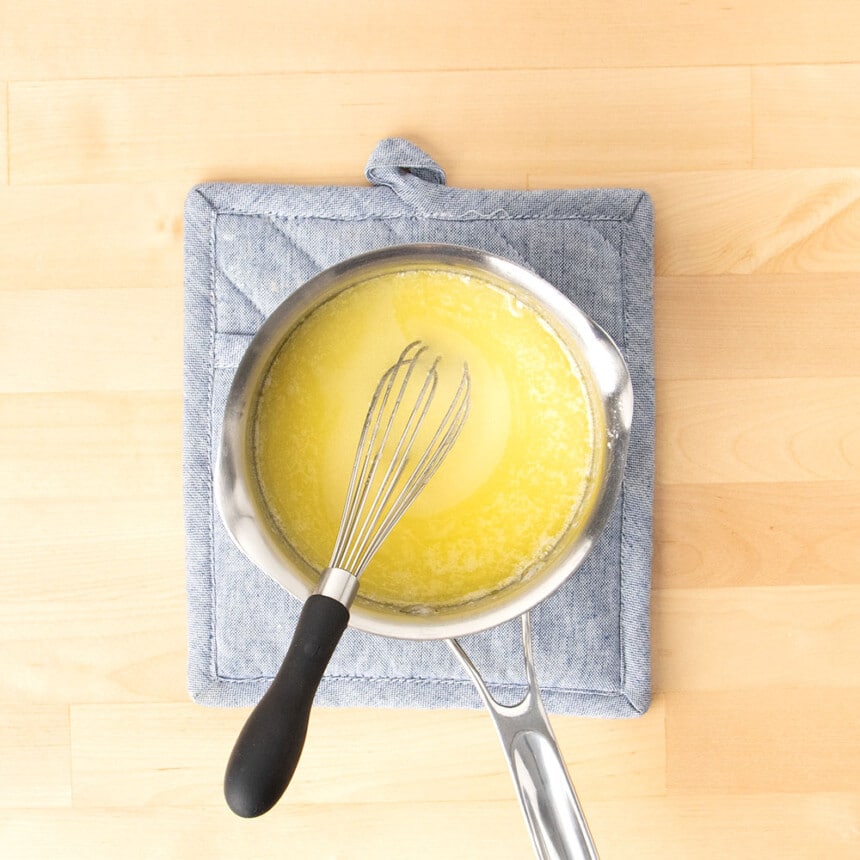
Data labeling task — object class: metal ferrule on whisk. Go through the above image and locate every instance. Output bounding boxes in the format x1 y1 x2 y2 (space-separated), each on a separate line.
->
314 567 360 608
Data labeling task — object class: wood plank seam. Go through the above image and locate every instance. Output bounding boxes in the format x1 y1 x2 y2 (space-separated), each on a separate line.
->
758 195 860 271
3 63 853 82
3 61 860 85
6 67 753 184
751 64 860 168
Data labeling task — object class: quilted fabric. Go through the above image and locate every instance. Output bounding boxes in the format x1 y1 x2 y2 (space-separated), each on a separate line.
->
183 138 654 716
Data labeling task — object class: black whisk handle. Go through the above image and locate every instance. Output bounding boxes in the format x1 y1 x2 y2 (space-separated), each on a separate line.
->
224 594 349 818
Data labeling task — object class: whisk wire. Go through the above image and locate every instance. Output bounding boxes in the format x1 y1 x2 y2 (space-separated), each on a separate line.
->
330 341 425 568
359 365 470 573
341 356 439 575
329 341 471 578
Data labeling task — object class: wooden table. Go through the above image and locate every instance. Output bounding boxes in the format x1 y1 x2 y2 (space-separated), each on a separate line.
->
1 3 858 857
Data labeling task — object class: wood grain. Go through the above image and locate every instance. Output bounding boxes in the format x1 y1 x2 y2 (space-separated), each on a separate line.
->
0 705 70 807
0 804 535 860
754 65 860 168
4 271 860 398
654 482 860 588
585 794 860 859
0 634 185 706
0 184 184 291
0 392 180 500
666 689 860 793
3 2 860 80
656 378 860 484
0 397 184 705
0 498 185 706
8 68 751 185
2 171 855 298
0 289 182 393
1 83 6 185
0 496 182 581
69 699 665 807
0 497 183 640
529 169 860 275
655 274 860 380
4 378 857 505
1 795 856 860
653 587 860 692
3 2 860 857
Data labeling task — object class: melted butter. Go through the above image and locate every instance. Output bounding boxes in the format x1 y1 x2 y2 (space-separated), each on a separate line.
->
254 269 598 608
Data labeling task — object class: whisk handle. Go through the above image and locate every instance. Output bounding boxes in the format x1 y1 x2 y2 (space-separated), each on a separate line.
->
224 594 349 818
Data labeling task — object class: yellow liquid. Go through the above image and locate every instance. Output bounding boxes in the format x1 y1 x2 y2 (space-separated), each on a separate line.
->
254 269 598 608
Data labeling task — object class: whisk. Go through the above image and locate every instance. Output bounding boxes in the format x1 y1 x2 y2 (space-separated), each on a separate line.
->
225 341 470 818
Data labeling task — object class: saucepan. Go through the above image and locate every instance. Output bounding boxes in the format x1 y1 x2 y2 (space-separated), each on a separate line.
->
215 244 632 860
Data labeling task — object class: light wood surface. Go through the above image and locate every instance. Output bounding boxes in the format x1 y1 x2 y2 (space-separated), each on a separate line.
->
1 3 858 857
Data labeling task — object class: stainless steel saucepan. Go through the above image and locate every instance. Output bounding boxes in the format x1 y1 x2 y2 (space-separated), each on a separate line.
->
216 243 632 860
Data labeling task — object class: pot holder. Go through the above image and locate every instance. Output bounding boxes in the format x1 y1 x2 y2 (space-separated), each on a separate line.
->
183 138 654 716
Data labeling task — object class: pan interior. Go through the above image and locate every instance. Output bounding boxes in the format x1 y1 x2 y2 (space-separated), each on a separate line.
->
246 256 610 635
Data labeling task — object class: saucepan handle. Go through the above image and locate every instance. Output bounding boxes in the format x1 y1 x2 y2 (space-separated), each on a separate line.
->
448 613 599 860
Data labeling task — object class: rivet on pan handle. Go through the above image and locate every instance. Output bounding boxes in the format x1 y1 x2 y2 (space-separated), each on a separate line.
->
448 613 600 860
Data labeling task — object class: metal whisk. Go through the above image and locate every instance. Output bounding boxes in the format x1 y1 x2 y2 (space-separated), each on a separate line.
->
330 340 471 579
225 341 470 818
